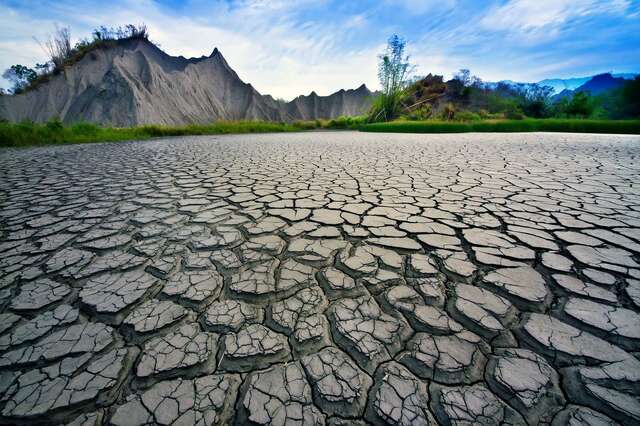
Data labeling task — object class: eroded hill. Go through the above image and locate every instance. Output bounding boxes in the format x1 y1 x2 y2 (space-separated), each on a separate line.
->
0 39 373 126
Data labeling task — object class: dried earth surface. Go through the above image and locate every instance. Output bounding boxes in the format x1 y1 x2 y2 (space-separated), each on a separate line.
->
0 131 639 425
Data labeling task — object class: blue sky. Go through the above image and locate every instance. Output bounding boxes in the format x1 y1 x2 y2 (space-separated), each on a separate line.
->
1 0 639 98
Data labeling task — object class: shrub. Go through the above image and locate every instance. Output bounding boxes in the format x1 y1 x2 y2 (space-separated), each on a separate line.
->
405 104 432 121
92 24 148 42
369 90 407 122
478 109 492 119
46 119 64 132
442 103 456 120
70 122 100 135
505 110 525 120
325 115 366 129
291 121 317 130
454 111 481 122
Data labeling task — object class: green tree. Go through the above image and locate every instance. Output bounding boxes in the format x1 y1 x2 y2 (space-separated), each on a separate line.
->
566 91 595 117
34 62 52 74
368 34 414 122
620 77 640 118
2 65 37 93
518 84 553 118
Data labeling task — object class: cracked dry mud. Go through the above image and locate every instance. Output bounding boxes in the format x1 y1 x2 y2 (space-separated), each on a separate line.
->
0 131 639 425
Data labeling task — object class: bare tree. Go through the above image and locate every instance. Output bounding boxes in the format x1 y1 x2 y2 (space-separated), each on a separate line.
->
38 26 72 70
453 69 481 87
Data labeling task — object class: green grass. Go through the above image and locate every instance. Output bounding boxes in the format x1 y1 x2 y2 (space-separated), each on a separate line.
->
0 116 373 148
360 119 640 134
0 120 319 148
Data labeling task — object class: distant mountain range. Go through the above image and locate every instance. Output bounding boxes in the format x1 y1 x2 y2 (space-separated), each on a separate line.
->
488 73 637 95
0 39 374 126
483 72 637 102
546 73 635 102
538 73 637 94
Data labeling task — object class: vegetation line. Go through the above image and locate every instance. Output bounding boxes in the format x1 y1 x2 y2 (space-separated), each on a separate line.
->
0 119 361 148
2 117 639 148
360 119 640 135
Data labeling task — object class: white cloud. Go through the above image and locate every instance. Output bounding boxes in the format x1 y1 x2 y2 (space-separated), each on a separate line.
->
345 14 367 29
480 0 631 40
385 0 457 14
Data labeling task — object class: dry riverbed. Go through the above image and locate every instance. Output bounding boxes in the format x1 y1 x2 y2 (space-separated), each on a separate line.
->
0 131 639 424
